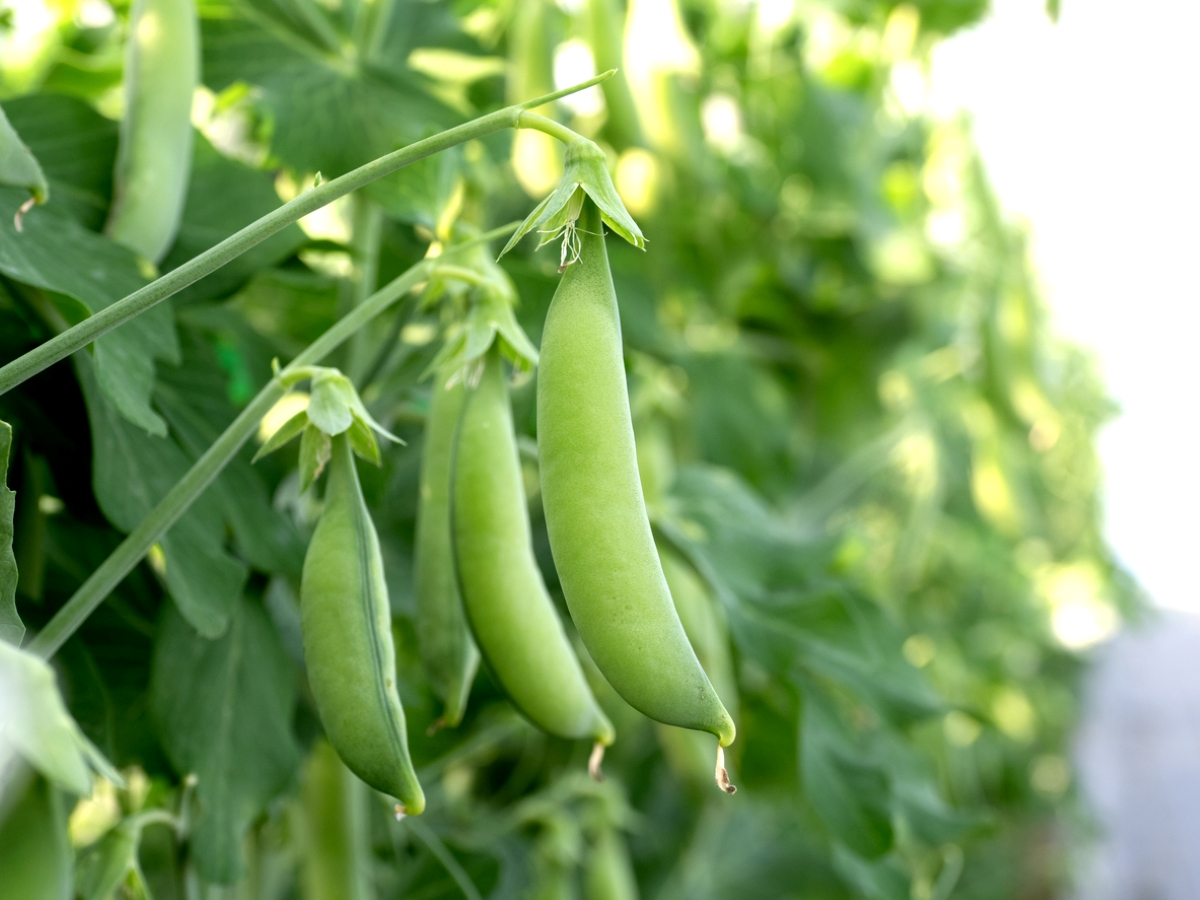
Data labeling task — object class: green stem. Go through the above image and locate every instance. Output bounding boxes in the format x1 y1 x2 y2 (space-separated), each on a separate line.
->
517 111 587 146
25 224 516 660
0 72 613 398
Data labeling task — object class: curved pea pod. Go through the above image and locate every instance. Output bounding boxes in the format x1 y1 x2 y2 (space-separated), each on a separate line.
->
583 825 639 900
415 370 479 728
300 434 425 815
0 774 72 900
105 0 198 264
452 346 614 754
537 200 736 791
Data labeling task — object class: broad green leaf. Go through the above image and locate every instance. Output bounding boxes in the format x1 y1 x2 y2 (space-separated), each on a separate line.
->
0 184 179 436
0 774 73 900
77 355 246 638
2 93 118 230
830 844 908 900
0 639 123 795
799 688 894 859
0 419 20 645
201 10 454 179
150 596 300 883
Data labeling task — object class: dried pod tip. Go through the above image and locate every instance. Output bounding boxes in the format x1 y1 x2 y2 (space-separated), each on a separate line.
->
715 745 737 795
394 804 407 821
588 742 607 782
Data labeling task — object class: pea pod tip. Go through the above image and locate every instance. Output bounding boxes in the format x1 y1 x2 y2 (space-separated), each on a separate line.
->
715 746 737 795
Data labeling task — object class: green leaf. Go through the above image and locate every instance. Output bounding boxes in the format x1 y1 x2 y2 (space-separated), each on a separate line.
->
800 687 894 859
0 103 49 205
2 93 118 230
0 419 21 646
77 355 246 638
830 844 908 900
0 639 123 795
0 775 73 900
0 184 179 436
150 596 300 884
298 423 331 494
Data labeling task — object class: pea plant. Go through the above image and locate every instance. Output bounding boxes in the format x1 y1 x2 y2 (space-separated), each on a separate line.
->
0 0 1130 898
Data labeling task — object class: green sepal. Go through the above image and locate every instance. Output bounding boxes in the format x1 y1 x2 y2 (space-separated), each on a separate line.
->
76 820 150 900
499 139 644 259
426 282 539 381
298 423 331 494
251 408 308 463
307 372 355 437
346 412 381 466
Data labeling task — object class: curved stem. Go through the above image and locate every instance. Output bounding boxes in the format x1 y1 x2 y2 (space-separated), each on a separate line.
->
517 111 587 146
0 71 614 398
25 225 515 660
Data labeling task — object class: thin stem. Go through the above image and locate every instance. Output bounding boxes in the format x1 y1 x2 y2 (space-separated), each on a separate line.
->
0 71 614 398
517 111 586 146
25 225 515 660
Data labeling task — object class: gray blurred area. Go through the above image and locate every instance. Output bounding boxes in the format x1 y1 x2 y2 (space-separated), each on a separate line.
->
1073 610 1200 899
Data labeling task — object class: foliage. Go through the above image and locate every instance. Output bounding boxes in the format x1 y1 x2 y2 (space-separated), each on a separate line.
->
0 0 1129 898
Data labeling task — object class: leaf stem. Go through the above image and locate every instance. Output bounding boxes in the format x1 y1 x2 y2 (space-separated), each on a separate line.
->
25 224 515 659
0 71 614 398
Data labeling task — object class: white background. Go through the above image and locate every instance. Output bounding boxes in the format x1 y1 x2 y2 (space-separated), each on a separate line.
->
931 0 1200 613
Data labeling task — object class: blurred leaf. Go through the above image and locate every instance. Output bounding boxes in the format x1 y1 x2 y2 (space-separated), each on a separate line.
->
0 103 49 204
75 819 148 900
831 843 909 900
150 596 300 883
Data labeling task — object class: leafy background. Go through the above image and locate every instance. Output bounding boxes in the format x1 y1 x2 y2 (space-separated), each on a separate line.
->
0 0 1133 897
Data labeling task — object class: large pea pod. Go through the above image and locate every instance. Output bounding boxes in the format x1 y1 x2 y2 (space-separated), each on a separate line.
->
537 200 736 789
452 345 614 752
415 370 479 728
105 0 198 263
301 433 425 815
583 826 639 900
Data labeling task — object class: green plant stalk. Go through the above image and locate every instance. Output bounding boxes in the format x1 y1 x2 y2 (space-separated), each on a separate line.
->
25 225 516 660
0 71 615 398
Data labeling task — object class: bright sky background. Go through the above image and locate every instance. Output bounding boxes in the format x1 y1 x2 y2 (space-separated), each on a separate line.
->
930 0 1200 613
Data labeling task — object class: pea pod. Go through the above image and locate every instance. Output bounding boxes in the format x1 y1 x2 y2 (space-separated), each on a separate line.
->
300 740 371 900
105 0 199 263
0 774 72 900
452 346 614 753
537 199 735 790
415 369 479 728
300 433 424 815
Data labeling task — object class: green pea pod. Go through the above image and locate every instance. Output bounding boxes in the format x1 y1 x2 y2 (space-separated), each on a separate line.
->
105 0 199 263
537 199 736 791
300 433 425 815
583 826 639 900
0 774 72 900
415 369 479 729
452 346 614 756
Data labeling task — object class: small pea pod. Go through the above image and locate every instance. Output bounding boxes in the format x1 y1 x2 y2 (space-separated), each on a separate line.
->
415 369 479 728
452 346 614 754
583 825 639 900
300 433 425 815
537 199 735 790
105 0 199 263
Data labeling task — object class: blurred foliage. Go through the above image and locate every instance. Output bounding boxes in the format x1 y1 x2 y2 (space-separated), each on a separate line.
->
0 0 1132 898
